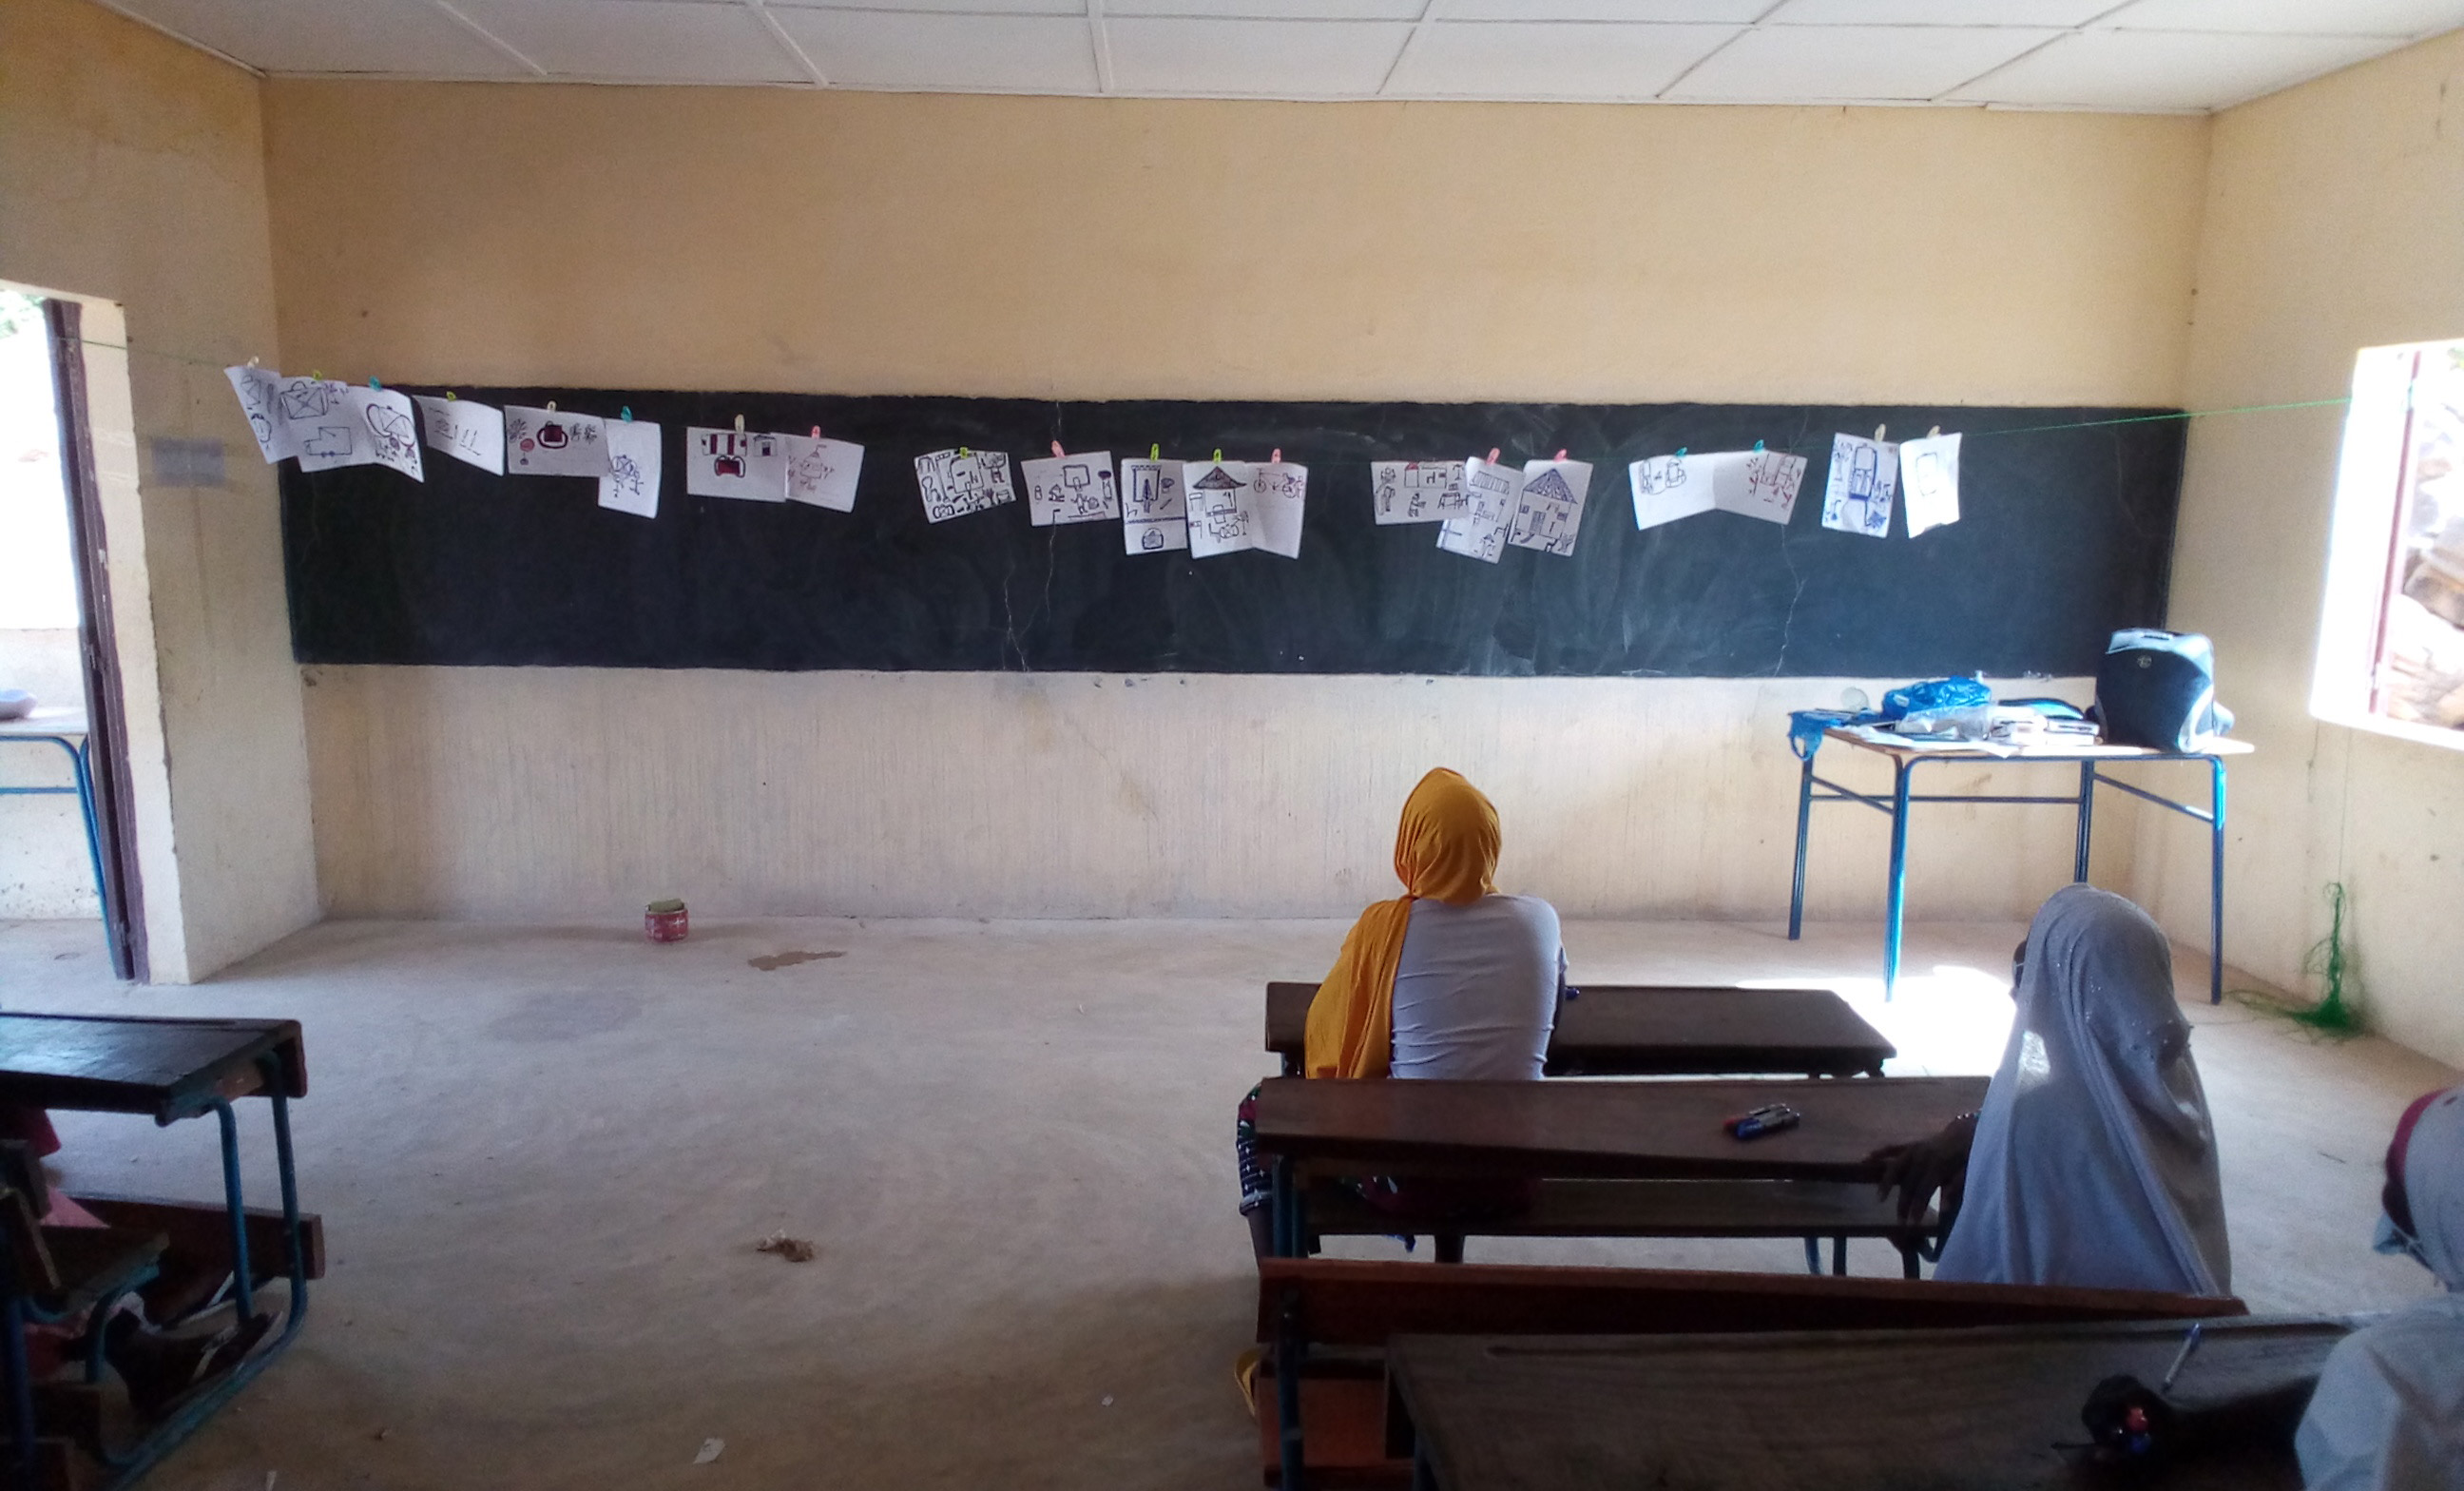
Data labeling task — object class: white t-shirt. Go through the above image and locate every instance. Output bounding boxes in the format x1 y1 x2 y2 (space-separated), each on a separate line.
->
1388 894 1564 1080
2296 1294 2464 1490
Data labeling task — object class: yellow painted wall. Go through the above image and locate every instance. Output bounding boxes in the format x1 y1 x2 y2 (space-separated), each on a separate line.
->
2136 29 2464 1066
0 0 318 978
259 82 2208 924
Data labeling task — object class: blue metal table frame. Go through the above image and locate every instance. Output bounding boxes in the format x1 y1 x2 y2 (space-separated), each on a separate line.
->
0 713 114 972
0 1017 309 1491
1787 728 2252 1004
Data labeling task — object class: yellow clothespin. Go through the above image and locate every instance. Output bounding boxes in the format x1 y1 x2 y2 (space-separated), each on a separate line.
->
1148 444 1160 461
245 357 260 369
959 447 972 458
445 390 456 401
1212 449 1222 463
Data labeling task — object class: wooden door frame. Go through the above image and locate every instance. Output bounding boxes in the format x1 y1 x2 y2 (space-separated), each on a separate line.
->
43 298 147 981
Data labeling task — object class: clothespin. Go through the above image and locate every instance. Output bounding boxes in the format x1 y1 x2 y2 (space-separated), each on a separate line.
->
1212 449 1222 462
1928 425 1942 438
959 446 972 458
1675 447 1687 458
369 378 382 391
445 391 456 401
621 407 633 422
1486 447 1501 464
732 414 743 434
1148 444 1160 460
547 400 558 414
1051 440 1066 458
310 370 322 380
1270 448 1281 463
1874 424 1887 442
1553 449 1568 462
245 357 260 369
1753 439 1765 453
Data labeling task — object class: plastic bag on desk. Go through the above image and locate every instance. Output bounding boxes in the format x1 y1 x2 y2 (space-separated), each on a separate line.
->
1879 676 1993 721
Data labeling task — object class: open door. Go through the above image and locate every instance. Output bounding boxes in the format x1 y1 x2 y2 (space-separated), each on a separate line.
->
43 299 146 981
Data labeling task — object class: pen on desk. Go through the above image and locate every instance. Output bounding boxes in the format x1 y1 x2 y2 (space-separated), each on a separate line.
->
2160 1322 2204 1394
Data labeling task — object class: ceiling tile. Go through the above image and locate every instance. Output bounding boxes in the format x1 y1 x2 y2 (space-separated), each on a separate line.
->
1761 0 2116 23
769 0 1081 15
1105 17 1412 95
109 0 528 75
1388 22 1739 99
1666 24 2058 101
452 0 811 82
2096 0 2464 36
1432 0 1770 19
1950 29 2397 109
774 10 1098 89
1107 0 1423 18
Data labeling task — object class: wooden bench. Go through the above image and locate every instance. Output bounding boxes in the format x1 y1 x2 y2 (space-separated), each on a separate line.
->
1299 1176 1937 1275
1253 1258 2250 1490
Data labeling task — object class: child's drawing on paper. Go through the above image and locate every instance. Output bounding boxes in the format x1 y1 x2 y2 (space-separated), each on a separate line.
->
1120 458 1186 553
1630 453 1717 530
505 405 610 478
1898 432 1961 537
784 434 862 511
223 366 297 463
1371 460 1465 524
1250 460 1307 558
1023 452 1120 527
412 396 506 475
598 419 663 519
914 449 1015 522
1508 459 1592 556
1438 457 1522 563
1737 449 1809 525
1184 462 1256 557
276 377 341 425
1819 434 1896 537
687 427 790 500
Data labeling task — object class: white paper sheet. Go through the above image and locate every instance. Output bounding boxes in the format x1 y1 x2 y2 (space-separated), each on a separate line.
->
1023 451 1120 527
224 365 298 463
505 405 611 478
1438 456 1522 562
914 449 1015 522
597 419 662 519
1734 448 1809 524
1820 433 1898 537
784 433 863 512
1183 461 1257 558
296 385 424 481
1252 461 1307 558
1119 457 1187 553
685 427 790 501
412 396 506 475
1371 460 1466 524
1509 459 1592 555
273 376 351 443
1630 453 1720 531
1899 432 1962 537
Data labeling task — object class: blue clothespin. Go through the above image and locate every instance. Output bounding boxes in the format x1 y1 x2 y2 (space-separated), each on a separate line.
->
1675 447 1687 458
621 407 632 422
369 378 381 390
1754 439 1765 453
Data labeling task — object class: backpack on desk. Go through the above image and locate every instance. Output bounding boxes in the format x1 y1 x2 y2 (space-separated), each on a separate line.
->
2094 629 2234 751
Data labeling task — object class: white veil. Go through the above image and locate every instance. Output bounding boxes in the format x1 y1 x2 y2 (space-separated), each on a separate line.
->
1935 883 2231 1295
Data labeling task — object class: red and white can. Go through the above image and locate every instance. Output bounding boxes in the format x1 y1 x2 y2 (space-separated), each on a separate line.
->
645 899 688 943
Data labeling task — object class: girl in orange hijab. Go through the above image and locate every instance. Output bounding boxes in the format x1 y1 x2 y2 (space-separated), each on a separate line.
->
1237 768 1565 1255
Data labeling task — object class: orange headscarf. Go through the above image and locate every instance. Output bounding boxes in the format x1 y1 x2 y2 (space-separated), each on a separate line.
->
1302 768 1501 1079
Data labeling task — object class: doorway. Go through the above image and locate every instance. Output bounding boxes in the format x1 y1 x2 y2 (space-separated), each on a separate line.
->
0 287 145 979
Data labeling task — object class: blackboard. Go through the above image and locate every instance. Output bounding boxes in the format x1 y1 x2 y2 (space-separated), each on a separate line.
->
279 391 2182 677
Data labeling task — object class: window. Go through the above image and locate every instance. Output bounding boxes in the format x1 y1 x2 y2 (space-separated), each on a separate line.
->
0 289 79 631
2314 340 2464 746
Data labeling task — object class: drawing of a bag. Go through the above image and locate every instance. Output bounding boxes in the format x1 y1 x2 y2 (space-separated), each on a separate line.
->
537 422 569 449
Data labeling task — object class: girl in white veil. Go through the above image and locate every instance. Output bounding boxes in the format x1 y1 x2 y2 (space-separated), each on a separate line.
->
1876 883 2231 1295
2297 1086 2464 1489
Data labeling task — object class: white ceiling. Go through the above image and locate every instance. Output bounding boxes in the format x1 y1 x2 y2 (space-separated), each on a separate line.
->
93 0 2464 110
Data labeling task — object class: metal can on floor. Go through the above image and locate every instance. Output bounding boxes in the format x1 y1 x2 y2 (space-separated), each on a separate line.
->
645 898 688 943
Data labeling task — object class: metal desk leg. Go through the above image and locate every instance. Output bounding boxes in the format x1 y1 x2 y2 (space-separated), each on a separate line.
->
1882 761 1913 1001
2 1291 31 1491
2074 763 2097 884
1274 1286 1306 1491
2209 758 2227 1006
1788 751 1816 940
212 1104 255 1325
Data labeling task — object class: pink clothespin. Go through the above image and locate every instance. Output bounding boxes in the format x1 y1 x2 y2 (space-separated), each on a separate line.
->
1487 447 1501 464
1270 448 1281 463
812 425 822 440
1051 440 1066 458
1553 449 1568 462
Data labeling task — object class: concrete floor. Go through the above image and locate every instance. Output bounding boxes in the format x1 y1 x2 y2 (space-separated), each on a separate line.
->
0 913 2453 1491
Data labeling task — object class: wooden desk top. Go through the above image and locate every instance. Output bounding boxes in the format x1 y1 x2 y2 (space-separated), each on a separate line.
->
1264 981 1895 1077
1822 725 2255 764
1392 1315 2349 1491
0 1014 307 1125
1248 1075 1987 1182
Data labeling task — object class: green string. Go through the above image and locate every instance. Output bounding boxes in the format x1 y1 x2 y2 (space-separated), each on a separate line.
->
2289 881 2364 1034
